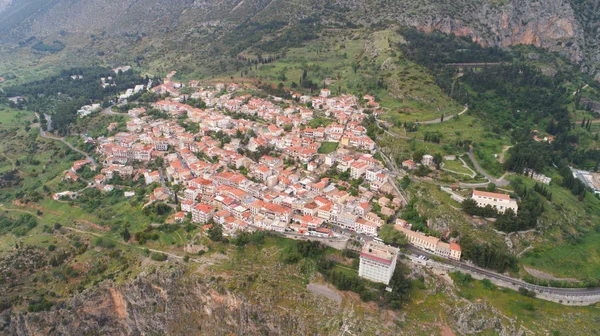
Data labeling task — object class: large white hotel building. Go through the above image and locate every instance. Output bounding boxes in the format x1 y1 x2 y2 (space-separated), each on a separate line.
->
358 241 399 285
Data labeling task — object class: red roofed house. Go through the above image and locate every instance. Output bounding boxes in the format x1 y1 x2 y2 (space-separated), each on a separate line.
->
402 160 417 170
192 203 216 224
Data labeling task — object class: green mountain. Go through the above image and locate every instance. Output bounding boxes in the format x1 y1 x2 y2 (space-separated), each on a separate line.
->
0 0 599 79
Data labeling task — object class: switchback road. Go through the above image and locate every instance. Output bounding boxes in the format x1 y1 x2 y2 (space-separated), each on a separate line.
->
464 145 509 187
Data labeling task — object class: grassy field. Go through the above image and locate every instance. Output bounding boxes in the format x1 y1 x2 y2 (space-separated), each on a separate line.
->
318 141 338 154
504 175 600 279
442 157 475 176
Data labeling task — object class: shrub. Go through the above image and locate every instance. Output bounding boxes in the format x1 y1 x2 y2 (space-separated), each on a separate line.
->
93 237 116 249
481 279 495 290
150 252 168 262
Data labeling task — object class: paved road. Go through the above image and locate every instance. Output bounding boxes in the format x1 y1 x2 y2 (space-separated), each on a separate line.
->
418 106 468 125
102 106 129 116
406 246 600 297
465 145 509 187
440 158 476 178
35 112 98 167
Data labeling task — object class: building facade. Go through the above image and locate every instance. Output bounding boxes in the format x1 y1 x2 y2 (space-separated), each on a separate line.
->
358 241 399 285
472 190 518 214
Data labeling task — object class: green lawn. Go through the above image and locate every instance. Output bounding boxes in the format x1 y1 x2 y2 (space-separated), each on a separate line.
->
442 158 474 176
508 175 600 279
318 141 338 154
307 117 335 128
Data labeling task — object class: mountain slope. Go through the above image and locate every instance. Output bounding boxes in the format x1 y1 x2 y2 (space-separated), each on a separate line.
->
0 0 597 77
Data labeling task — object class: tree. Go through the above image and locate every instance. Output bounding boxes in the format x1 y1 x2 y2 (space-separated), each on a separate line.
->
414 164 431 177
378 224 408 246
461 199 480 215
384 267 411 309
400 175 411 189
412 150 425 163
208 223 223 242
487 183 496 192
433 153 443 170
122 228 131 242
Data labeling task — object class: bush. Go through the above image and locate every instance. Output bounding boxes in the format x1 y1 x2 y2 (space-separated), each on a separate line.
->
92 237 116 249
283 252 301 264
481 279 495 290
27 297 53 312
150 252 168 262
518 287 536 298
208 223 223 242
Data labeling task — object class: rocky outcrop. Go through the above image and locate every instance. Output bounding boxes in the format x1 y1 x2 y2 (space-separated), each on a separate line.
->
339 0 586 72
417 0 584 63
4 268 320 335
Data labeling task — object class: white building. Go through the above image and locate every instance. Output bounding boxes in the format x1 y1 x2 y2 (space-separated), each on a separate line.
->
472 190 518 214
421 154 434 166
394 220 462 261
358 241 399 285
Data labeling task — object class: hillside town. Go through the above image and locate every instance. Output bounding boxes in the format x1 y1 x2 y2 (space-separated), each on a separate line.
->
48 71 506 285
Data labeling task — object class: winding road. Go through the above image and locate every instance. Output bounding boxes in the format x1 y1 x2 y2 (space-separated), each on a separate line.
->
102 106 129 116
463 145 509 187
35 112 98 167
406 246 600 299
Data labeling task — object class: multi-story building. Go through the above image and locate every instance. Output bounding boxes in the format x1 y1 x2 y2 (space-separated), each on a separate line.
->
471 190 518 214
358 241 399 285
350 161 368 179
192 203 215 224
394 220 461 260
336 211 357 230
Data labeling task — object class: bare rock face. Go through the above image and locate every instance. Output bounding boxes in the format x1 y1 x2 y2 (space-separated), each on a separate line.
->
423 0 583 62
4 268 313 335
451 300 517 335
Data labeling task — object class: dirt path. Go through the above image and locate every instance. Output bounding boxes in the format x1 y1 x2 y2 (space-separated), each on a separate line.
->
441 157 476 178
0 206 42 219
523 266 579 283
307 283 342 303
497 146 512 164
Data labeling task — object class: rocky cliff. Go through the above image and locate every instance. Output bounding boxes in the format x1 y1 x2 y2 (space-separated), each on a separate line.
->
3 268 322 335
338 0 589 73
1 264 526 336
